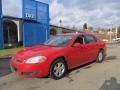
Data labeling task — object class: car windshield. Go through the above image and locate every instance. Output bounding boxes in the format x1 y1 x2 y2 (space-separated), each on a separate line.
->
43 35 73 47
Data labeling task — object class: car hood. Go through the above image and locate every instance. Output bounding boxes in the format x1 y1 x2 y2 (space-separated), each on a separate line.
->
14 45 63 60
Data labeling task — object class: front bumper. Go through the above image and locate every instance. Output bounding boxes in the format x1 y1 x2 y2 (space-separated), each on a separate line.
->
10 59 50 78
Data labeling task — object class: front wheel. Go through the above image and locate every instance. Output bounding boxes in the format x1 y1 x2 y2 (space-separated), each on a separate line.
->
96 50 104 63
49 58 67 80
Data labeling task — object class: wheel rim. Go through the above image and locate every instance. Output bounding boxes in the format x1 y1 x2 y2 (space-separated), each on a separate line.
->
53 62 65 77
98 52 103 62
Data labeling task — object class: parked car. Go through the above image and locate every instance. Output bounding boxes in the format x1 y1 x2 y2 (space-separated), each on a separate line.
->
112 38 120 41
10 33 106 80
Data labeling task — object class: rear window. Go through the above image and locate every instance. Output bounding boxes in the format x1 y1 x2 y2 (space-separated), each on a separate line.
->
84 35 97 44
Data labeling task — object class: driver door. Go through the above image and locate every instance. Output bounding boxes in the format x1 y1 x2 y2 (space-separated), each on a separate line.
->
67 36 86 68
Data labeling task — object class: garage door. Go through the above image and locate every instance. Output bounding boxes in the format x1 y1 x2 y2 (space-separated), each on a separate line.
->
23 21 48 47
22 0 49 47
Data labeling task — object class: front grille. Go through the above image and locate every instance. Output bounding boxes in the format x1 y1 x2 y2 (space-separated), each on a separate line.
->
12 57 23 63
16 59 22 63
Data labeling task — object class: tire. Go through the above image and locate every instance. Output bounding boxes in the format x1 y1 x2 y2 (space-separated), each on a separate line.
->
49 58 67 80
96 50 104 63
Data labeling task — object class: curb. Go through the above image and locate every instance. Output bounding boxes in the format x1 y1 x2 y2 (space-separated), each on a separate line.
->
0 56 11 60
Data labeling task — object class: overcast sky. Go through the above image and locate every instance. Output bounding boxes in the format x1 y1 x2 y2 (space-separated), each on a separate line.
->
4 0 120 28
38 0 120 28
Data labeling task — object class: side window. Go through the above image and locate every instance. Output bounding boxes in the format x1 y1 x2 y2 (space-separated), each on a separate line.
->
84 35 97 44
74 36 85 45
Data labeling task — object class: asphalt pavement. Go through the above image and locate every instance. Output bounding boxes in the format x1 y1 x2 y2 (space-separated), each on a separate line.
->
0 57 11 77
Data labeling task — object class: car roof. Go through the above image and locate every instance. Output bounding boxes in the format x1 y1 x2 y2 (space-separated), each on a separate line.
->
58 32 95 36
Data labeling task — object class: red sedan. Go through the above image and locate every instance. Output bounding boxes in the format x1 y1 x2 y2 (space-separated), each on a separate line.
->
10 33 106 80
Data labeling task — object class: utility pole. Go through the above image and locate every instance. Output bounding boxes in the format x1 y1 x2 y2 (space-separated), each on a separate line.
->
109 29 112 41
58 19 62 34
116 27 118 39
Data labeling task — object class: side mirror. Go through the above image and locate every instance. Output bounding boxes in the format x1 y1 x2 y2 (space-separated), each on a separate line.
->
73 43 82 48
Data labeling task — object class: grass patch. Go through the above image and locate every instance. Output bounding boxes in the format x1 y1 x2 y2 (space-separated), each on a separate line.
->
0 47 23 57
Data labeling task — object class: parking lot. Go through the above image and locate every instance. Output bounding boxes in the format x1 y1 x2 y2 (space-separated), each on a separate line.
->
0 44 120 90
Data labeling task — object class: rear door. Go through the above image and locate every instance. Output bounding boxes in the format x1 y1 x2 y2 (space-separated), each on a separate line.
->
83 35 99 62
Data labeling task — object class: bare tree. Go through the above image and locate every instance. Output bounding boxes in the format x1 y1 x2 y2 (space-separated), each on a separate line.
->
83 23 87 32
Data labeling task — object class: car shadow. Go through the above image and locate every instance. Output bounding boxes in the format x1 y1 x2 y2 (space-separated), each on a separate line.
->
99 77 120 90
65 61 94 82
65 73 74 83
68 61 94 73
0 57 12 77
105 56 117 62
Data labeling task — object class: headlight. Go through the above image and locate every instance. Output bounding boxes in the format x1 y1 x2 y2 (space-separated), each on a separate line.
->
25 56 47 64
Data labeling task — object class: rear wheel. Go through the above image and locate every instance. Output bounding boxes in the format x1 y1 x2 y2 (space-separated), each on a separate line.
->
96 50 104 63
50 58 67 80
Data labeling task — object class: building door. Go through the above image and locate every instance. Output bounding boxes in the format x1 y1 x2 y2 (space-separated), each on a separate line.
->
3 20 18 47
